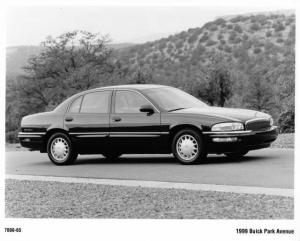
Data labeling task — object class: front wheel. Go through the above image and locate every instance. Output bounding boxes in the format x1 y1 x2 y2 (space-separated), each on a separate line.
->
172 129 207 165
47 133 78 165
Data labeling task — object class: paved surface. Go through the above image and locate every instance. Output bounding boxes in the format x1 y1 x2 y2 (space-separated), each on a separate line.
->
6 148 294 189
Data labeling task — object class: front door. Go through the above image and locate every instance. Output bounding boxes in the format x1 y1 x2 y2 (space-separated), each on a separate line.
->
109 90 161 153
64 90 112 153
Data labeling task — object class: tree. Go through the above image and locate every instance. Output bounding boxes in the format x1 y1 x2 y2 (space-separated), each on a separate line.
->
6 31 120 142
129 64 154 84
198 54 233 107
242 66 276 113
16 30 114 110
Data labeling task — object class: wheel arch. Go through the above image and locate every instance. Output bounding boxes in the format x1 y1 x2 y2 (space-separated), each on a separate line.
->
41 128 70 153
169 124 203 141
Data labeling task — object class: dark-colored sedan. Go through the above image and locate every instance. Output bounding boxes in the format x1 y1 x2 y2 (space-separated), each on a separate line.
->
18 84 278 165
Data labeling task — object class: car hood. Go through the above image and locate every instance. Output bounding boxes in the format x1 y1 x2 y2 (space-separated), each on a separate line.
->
172 107 270 122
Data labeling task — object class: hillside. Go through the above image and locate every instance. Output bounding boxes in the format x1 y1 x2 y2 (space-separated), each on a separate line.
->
6 43 134 79
119 13 294 68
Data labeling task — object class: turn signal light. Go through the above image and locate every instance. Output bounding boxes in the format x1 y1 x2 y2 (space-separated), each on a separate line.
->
212 137 238 142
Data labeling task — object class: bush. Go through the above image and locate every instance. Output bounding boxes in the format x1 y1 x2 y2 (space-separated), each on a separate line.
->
242 34 249 41
224 45 232 53
250 23 260 31
276 38 284 43
229 31 237 43
199 33 209 43
206 40 217 46
278 109 294 133
234 24 243 33
227 24 233 30
266 31 272 37
253 47 262 54
188 32 198 44
214 18 226 27
273 22 285 32
230 15 248 23
209 24 218 31
6 130 19 143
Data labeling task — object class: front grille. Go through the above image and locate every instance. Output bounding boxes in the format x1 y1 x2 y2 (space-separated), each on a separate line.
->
246 118 271 131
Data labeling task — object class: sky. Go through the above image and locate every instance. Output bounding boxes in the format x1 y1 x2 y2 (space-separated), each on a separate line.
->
6 5 295 46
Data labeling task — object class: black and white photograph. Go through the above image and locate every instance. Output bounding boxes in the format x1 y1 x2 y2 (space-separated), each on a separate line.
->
1 0 299 240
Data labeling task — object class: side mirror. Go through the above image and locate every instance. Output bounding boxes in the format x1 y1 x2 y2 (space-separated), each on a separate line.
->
140 104 155 115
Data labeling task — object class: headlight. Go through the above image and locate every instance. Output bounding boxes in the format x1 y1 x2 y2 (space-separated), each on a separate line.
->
211 122 244 131
269 117 274 126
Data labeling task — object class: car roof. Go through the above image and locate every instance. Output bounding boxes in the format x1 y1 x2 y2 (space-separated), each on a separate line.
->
91 84 168 91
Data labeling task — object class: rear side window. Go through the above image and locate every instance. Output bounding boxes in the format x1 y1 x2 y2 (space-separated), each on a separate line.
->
69 96 83 113
80 91 111 113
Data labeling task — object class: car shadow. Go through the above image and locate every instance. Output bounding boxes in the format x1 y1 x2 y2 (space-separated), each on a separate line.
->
74 154 269 165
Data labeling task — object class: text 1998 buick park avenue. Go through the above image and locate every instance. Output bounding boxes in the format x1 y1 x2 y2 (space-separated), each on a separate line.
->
18 84 278 165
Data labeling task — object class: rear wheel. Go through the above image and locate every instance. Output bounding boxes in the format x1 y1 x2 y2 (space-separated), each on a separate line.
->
225 150 248 159
172 128 207 165
47 133 78 165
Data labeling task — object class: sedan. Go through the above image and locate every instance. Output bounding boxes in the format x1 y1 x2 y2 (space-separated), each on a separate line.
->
18 84 278 165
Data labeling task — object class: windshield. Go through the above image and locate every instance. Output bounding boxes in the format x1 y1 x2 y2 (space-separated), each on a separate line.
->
144 87 208 111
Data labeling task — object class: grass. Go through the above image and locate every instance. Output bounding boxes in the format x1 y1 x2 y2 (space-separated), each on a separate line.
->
6 179 293 219
271 133 294 148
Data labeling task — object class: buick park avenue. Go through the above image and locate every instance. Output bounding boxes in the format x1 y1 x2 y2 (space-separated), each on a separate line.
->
19 84 278 165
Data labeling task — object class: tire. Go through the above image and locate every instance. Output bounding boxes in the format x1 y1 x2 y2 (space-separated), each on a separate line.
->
47 132 78 165
225 150 249 159
172 128 207 165
102 152 122 159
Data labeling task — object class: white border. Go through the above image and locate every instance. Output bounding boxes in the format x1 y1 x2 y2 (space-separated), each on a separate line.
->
1 1 298 241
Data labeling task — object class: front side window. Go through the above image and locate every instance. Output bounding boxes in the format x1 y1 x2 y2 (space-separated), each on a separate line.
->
80 91 111 113
115 90 150 113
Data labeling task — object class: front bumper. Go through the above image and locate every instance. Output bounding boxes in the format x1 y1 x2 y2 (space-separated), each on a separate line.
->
203 126 278 153
18 132 46 151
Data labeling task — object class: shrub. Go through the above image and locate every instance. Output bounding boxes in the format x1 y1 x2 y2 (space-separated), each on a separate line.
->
230 15 248 23
276 38 284 43
229 31 237 43
217 44 223 51
227 24 233 30
188 33 198 44
278 109 294 133
199 33 209 43
220 39 226 45
6 130 19 143
209 24 218 31
206 40 217 46
242 34 249 41
266 31 272 37
253 47 261 54
214 18 226 26
224 45 232 53
234 24 243 33
273 21 285 32
175 40 184 48
234 37 242 44
250 23 260 31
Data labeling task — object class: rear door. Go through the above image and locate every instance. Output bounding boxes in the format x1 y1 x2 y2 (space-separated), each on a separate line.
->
109 89 162 153
64 90 112 153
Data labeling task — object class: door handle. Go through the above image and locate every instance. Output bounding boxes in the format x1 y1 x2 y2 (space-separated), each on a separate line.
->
65 117 73 122
112 117 122 122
